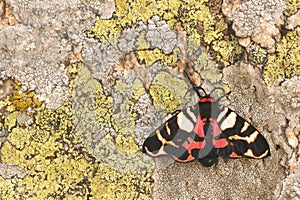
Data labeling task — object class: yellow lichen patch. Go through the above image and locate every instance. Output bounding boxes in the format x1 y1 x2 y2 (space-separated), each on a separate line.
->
0 101 96 199
4 111 18 131
90 134 154 199
149 71 188 114
0 178 15 199
95 83 113 126
91 18 121 46
284 0 300 16
204 18 243 67
90 163 152 200
130 78 146 101
150 84 180 113
90 0 239 67
6 126 32 150
135 48 178 67
30 128 50 144
10 82 42 111
247 43 268 65
263 27 300 85
115 134 140 153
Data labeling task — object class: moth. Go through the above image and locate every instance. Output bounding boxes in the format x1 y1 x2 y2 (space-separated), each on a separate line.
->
142 79 270 167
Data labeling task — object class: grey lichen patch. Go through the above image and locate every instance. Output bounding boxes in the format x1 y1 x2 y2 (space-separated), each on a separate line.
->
224 0 285 38
275 76 300 113
0 26 69 110
0 0 115 109
269 76 300 174
145 15 177 54
133 93 157 146
277 160 300 199
0 163 26 179
222 0 285 53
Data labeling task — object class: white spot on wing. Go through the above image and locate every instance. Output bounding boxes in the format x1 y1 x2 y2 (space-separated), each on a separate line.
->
166 122 171 135
144 146 167 156
220 111 237 130
217 107 228 123
241 122 250 132
186 107 197 123
228 131 259 144
177 112 194 133
244 149 269 158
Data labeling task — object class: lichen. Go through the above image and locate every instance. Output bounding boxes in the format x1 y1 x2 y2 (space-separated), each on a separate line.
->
90 162 153 200
0 63 154 199
4 111 18 132
263 27 300 85
90 0 240 68
247 43 268 65
69 62 155 198
10 81 42 112
284 0 300 16
1 100 94 198
149 71 188 114
0 178 15 199
135 48 178 67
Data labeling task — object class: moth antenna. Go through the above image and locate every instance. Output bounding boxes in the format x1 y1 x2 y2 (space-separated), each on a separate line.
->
210 87 226 101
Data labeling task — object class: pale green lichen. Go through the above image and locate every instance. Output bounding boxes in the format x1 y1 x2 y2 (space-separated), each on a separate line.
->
149 71 188 114
112 78 147 135
90 162 152 200
0 178 15 199
111 97 137 135
130 78 147 101
263 27 300 85
4 111 18 132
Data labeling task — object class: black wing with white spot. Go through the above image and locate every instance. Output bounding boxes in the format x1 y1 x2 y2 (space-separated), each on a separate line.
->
215 105 271 159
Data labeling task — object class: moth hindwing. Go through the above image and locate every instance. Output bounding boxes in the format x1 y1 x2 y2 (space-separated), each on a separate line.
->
142 91 270 167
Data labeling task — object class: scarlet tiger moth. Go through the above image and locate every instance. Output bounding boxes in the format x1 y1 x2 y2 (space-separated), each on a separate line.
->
142 76 270 167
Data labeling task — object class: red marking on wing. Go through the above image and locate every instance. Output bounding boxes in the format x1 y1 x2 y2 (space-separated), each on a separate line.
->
193 116 205 137
201 118 222 137
172 154 194 162
183 137 206 153
229 152 242 158
213 138 228 148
